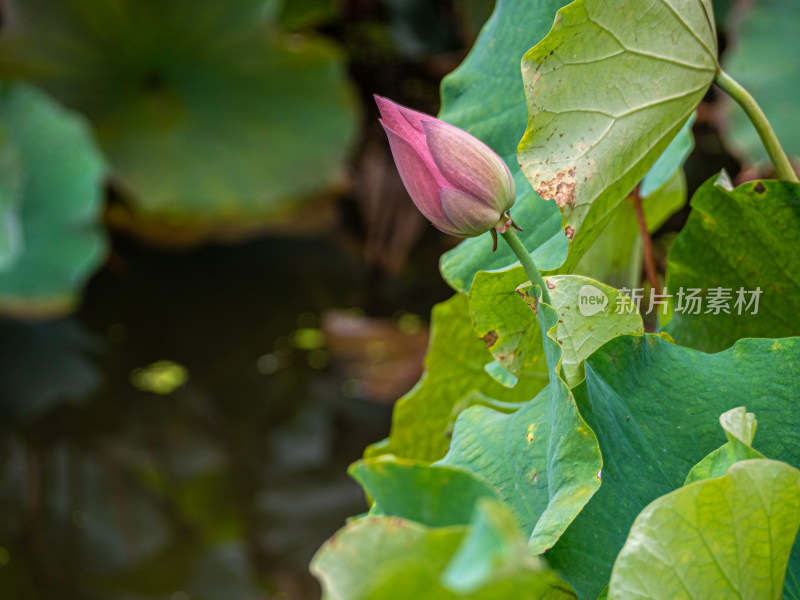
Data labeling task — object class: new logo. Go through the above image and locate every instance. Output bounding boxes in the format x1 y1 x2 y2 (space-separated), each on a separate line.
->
578 285 608 316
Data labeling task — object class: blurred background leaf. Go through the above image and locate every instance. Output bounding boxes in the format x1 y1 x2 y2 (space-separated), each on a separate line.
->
0 0 359 236
0 83 107 317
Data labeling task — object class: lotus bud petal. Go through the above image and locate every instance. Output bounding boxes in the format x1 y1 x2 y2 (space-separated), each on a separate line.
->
375 95 516 240
421 120 515 216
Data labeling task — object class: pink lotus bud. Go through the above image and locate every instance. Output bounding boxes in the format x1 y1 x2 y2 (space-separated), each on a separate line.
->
375 95 518 244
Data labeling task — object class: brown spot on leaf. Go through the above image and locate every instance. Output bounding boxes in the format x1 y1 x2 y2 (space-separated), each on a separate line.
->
754 182 766 194
517 288 539 315
537 169 577 208
483 330 499 348
553 180 576 207
564 226 575 240
546 280 556 290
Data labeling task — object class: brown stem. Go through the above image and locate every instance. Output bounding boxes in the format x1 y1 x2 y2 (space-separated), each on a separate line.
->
632 187 659 292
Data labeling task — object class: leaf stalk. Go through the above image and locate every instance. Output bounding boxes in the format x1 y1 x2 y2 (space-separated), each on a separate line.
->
500 229 551 306
715 69 798 183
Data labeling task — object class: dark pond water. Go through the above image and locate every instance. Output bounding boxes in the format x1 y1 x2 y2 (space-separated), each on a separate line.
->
0 229 453 599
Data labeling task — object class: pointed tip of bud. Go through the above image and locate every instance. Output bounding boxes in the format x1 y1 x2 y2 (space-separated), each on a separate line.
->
373 94 389 110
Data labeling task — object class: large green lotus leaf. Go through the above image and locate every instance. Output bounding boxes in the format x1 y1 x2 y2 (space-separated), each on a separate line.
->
469 267 642 386
545 334 800 600
664 177 800 352
349 456 499 528
684 407 764 485
0 0 358 226
311 501 577 600
0 83 106 316
439 386 596 555
518 0 717 272
609 460 800 600
448 271 606 553
720 0 800 166
438 0 571 294
575 114 694 287
365 294 548 463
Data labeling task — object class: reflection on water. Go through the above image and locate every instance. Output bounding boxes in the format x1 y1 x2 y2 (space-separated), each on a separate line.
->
0 233 448 599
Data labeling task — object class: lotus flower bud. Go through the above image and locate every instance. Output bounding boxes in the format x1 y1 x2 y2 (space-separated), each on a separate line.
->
375 95 519 247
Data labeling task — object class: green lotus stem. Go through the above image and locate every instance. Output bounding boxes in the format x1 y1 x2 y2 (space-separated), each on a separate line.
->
715 70 799 183
500 229 551 306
